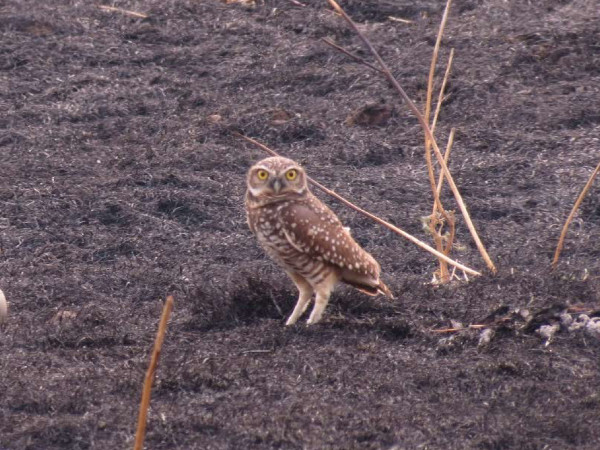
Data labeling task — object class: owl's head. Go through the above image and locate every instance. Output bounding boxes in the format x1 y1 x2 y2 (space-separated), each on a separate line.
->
246 156 308 201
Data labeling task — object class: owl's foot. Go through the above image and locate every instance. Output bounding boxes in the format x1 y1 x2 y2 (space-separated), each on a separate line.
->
285 316 299 326
306 303 326 325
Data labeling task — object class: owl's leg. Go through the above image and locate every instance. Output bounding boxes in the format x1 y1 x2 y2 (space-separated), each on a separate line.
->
307 272 338 325
285 273 313 326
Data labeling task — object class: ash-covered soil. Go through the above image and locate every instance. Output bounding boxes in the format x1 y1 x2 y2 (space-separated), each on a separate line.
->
1 0 600 449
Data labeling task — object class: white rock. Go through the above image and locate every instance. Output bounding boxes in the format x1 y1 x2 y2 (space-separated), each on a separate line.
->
537 323 560 346
0 289 7 324
519 308 531 320
568 314 590 332
478 328 495 347
450 319 463 330
559 312 573 328
585 317 600 339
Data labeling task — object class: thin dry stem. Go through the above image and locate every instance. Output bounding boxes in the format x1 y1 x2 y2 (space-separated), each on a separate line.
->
434 129 457 279
431 324 486 333
0 289 7 324
97 5 148 19
436 128 456 201
440 130 457 259
552 159 600 269
425 0 453 126
388 16 414 24
431 49 455 137
321 38 384 74
424 0 453 213
236 133 481 277
326 0 496 274
134 295 174 450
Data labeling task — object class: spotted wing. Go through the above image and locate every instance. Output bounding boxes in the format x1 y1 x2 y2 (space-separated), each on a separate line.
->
278 196 386 295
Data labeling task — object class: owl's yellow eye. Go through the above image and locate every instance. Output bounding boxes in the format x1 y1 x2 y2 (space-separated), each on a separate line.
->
257 170 269 181
285 169 298 181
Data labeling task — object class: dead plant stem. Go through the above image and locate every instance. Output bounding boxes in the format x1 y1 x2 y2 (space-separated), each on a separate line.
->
97 5 148 19
552 159 600 268
320 38 384 74
134 296 174 450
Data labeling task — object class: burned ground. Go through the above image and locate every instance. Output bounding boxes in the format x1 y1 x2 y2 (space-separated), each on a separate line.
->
1 0 600 448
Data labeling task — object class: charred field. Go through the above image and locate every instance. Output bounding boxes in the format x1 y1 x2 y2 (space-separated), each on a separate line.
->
1 0 600 449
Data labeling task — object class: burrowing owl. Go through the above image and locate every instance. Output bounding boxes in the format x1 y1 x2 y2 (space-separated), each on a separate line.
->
245 156 392 325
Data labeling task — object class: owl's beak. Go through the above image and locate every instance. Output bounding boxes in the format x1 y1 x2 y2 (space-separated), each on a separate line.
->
270 178 282 194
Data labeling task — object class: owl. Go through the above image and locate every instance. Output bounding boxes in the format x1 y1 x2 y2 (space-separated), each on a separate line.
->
245 156 392 325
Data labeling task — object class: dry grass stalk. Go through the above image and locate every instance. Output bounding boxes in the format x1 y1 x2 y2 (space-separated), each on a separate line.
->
97 5 148 19
235 133 481 277
552 159 600 269
424 2 454 283
431 49 455 137
0 289 7 324
134 295 174 450
423 0 452 215
388 16 414 25
431 324 486 333
320 38 385 74
433 129 457 277
427 49 455 283
326 0 496 274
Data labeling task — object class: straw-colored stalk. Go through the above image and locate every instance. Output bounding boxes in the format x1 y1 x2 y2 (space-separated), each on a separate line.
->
134 296 174 450
425 38 455 283
0 289 7 324
97 5 148 19
552 159 600 269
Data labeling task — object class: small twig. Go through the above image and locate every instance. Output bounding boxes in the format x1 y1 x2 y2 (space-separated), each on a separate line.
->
552 159 600 269
288 0 307 6
388 16 413 24
320 38 384 74
240 349 273 355
431 49 455 137
425 0 453 129
0 289 7 325
97 5 148 19
326 0 496 274
436 128 456 200
134 296 174 450
439 129 456 260
431 323 486 333
235 133 481 277
567 306 594 314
